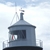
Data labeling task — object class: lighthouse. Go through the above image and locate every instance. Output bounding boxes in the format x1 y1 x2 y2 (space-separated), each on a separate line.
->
3 10 43 50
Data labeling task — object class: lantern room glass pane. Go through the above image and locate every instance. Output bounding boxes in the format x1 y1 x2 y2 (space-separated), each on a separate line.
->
9 30 26 41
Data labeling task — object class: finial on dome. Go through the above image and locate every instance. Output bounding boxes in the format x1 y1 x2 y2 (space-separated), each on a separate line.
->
19 8 25 20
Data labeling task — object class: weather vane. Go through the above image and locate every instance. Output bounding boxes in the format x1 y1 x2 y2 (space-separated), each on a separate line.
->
19 8 25 13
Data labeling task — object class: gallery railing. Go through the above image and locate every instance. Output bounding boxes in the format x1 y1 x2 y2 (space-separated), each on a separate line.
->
3 39 43 49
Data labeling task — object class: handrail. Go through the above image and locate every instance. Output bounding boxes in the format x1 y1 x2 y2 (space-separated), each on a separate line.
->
3 39 43 49
36 40 43 48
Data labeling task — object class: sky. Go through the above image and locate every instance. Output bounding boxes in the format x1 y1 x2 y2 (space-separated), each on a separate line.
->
0 0 50 50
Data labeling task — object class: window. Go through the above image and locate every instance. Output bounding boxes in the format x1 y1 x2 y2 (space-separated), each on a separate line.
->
17 30 26 39
9 30 26 41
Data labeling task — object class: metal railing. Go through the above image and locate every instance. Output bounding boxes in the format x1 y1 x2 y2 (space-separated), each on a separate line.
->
3 40 43 49
36 40 43 48
3 40 9 49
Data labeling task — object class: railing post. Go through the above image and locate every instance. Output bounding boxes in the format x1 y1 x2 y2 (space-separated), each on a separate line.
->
3 40 9 49
3 42 4 49
36 39 43 48
40 41 43 48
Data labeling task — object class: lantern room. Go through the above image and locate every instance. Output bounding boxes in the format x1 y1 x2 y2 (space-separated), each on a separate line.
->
8 10 36 47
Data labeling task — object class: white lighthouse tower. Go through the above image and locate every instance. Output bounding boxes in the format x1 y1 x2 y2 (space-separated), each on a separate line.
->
3 10 43 50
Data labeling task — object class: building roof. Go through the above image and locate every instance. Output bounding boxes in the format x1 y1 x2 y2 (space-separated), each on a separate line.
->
12 20 32 25
8 20 36 29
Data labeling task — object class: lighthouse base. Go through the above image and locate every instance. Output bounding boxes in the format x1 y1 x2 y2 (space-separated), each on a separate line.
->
3 46 43 50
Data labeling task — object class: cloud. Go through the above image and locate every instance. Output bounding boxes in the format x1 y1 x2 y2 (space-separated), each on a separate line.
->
0 0 50 7
0 0 5 2
5 2 15 6
24 0 38 7
0 0 6 4
24 0 50 7
38 2 50 8
24 0 38 3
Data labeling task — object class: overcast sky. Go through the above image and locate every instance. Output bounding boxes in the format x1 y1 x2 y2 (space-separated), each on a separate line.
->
0 0 50 50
